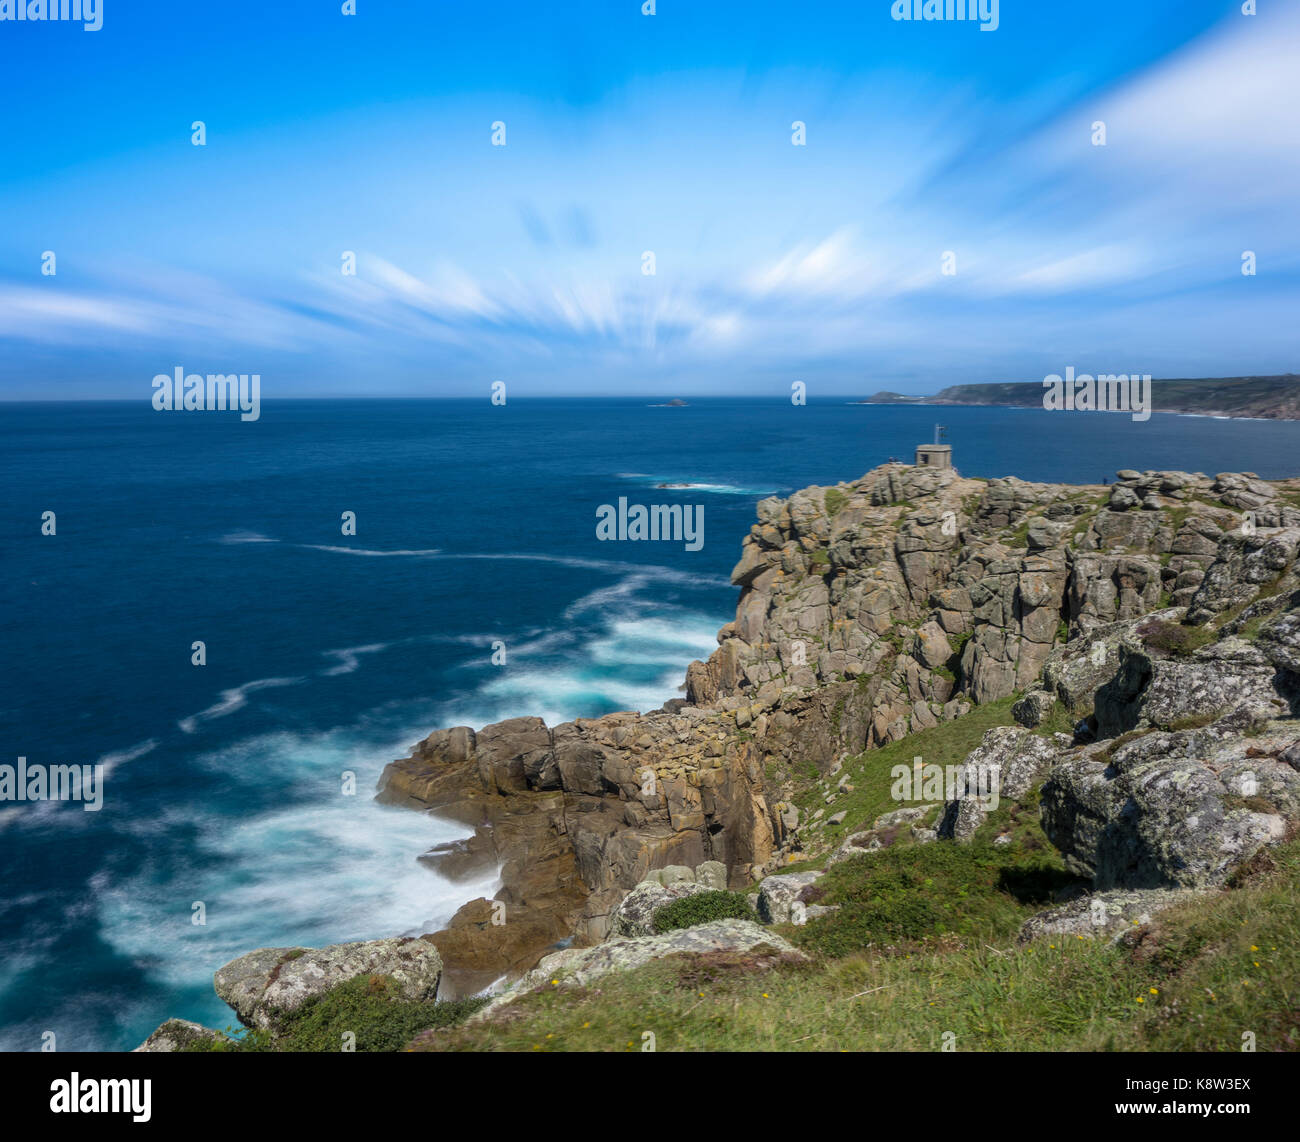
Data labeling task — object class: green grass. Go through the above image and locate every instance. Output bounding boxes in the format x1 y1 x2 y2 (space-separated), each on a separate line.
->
1032 701 1085 738
824 488 848 517
787 832 1075 958
187 975 486 1052
412 833 1300 1052
203 714 1300 1054
791 696 1018 852
653 891 754 932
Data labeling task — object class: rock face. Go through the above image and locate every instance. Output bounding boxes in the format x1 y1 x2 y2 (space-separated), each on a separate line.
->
471 919 805 1020
374 463 1300 981
378 710 774 953
1093 637 1291 738
1041 717 1298 890
133 1019 225 1053
921 504 1300 909
213 938 443 1031
937 727 1059 841
424 898 568 999
607 879 717 939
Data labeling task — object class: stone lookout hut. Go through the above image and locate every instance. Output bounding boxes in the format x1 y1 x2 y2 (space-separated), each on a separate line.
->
914 443 952 469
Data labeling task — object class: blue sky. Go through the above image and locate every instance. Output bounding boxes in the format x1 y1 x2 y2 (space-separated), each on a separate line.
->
0 0 1296 398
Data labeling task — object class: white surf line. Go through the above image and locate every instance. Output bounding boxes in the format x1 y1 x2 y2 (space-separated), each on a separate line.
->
217 534 731 588
178 677 305 734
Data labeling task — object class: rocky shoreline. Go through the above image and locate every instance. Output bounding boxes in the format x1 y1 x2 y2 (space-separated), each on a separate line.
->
139 458 1300 1048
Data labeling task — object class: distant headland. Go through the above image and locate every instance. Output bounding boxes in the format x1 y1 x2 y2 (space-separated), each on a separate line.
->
854 374 1300 420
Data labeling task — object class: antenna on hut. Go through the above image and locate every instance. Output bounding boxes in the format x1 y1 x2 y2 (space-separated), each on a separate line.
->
915 427 953 469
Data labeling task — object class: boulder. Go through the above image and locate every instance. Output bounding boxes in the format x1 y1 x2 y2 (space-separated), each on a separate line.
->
695 860 728 890
1041 625 1127 710
1256 611 1300 674
133 1019 225 1053
1012 689 1057 728
607 879 713 939
1018 887 1204 943
1094 639 1287 738
915 621 953 670
936 727 1059 841
828 830 885 864
471 920 806 1020
213 938 443 1031
756 871 823 923
1040 723 1300 889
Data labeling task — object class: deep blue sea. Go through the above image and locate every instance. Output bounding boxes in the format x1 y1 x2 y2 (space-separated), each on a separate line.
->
5 396 1300 1051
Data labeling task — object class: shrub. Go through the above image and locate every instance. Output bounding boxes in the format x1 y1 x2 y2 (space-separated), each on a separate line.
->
1138 618 1213 657
824 488 847 517
190 975 487 1052
652 890 754 932
790 839 1074 958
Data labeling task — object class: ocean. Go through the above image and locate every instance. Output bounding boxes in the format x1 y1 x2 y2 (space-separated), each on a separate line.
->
4 396 1300 1051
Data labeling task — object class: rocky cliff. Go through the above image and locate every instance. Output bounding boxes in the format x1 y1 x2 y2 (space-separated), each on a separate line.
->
376 462 1300 979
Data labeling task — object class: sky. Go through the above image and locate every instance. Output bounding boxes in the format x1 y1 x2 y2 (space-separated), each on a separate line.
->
0 0 1296 399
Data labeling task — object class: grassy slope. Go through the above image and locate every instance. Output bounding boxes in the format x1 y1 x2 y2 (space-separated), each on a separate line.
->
416 848 1300 1053
781 695 1020 872
417 833 1299 1052
190 697 1300 1053
414 703 1300 1053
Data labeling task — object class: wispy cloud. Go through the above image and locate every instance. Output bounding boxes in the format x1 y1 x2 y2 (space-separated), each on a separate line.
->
1 5 1295 394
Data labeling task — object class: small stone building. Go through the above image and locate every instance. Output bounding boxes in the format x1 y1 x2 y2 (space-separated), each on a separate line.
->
915 443 952 469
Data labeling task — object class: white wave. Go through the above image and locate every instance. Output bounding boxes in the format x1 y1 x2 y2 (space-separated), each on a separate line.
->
438 551 728 587
218 531 278 544
96 738 158 779
97 726 498 990
589 617 720 663
215 532 731 588
447 606 717 728
468 670 684 728
299 544 444 557
617 473 780 496
662 482 779 495
320 643 390 676
562 574 654 621
178 677 304 734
